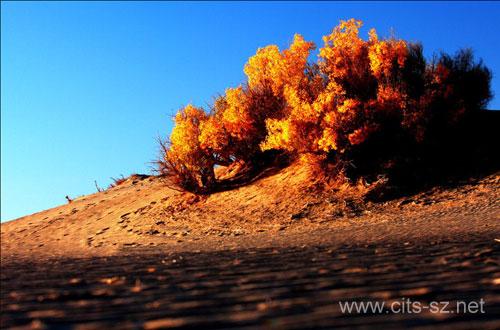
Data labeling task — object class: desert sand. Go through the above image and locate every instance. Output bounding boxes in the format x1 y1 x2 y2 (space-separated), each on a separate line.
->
1 163 499 329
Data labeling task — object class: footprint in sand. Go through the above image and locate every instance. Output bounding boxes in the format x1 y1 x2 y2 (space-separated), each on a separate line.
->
117 213 131 224
133 206 150 215
95 227 110 235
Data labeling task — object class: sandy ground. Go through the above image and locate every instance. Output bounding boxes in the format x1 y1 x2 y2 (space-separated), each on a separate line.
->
1 164 499 258
1 166 499 329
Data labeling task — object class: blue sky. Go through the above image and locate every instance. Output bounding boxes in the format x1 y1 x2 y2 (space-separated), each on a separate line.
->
2 1 499 222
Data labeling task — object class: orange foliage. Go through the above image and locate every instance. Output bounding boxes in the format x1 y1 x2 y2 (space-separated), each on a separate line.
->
244 34 315 96
160 19 491 193
220 86 255 141
161 104 217 192
169 104 208 168
368 29 408 81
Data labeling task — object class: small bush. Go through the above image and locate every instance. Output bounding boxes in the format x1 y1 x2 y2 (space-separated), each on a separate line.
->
159 19 492 193
109 175 127 188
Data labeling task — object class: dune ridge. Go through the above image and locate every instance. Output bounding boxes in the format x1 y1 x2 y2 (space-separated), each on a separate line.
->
2 159 499 260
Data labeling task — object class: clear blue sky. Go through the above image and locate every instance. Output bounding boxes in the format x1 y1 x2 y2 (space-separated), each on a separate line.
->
2 1 499 222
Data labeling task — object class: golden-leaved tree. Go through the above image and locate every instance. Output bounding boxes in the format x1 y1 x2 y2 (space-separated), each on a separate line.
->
159 19 491 193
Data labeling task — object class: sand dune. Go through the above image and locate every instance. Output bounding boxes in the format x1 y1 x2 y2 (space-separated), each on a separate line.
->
1 162 500 328
2 161 499 259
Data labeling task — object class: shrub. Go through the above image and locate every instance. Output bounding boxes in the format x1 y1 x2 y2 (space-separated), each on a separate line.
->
109 175 127 188
158 105 216 193
159 19 492 193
